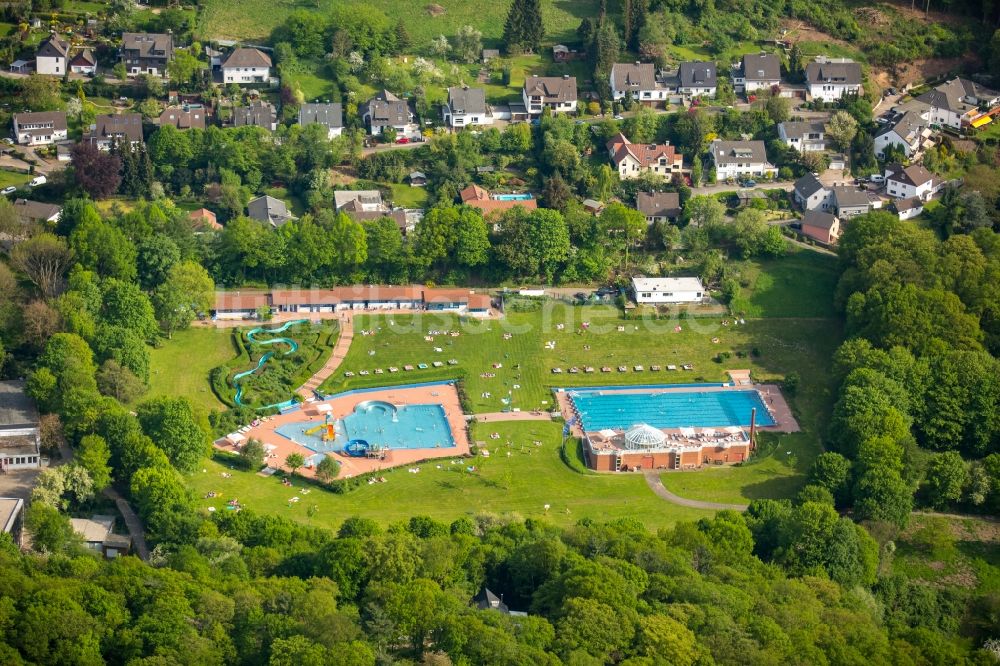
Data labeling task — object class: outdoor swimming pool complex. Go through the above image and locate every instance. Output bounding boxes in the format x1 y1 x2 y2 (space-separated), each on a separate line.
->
493 193 533 201
567 386 775 432
275 400 456 453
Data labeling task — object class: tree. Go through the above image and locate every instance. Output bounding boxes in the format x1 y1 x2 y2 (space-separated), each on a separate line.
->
826 111 859 151
19 74 63 111
452 25 483 63
70 218 137 282
152 261 214 337
810 452 852 503
542 171 572 211
853 463 913 528
76 434 112 492
10 233 72 298
502 0 544 54
168 48 202 88
136 235 180 290
101 279 157 339
765 95 791 123
137 397 208 473
96 359 146 403
25 504 80 554
286 452 306 475
453 208 490 268
592 21 621 99
599 202 645 270
70 142 122 199
315 455 340 482
683 195 725 228
923 451 967 509
239 438 265 471
635 614 697 665
21 299 61 350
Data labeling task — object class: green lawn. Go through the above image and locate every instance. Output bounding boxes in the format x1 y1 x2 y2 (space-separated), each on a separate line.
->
199 0 599 46
389 183 428 208
738 249 841 319
147 327 239 414
892 515 1000 595
0 170 32 189
188 420 715 530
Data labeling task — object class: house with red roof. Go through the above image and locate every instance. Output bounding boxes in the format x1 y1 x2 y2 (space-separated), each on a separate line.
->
607 133 683 180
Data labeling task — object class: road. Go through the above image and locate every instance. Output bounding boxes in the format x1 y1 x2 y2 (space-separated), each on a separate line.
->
642 471 749 511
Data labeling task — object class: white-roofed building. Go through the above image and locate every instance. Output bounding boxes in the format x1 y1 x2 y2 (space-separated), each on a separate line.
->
632 277 705 304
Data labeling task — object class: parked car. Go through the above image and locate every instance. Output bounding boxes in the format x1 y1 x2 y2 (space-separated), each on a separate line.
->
613 114 624 120
595 286 618 297
28 175 46 187
740 179 757 188
870 174 885 184
395 137 410 144
1 186 15 196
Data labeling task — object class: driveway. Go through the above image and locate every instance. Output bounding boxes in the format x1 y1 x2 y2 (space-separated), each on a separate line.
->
690 180 796 196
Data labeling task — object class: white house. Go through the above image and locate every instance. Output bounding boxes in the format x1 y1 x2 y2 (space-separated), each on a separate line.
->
793 173 831 211
632 277 705 304
777 121 826 152
914 77 1000 131
677 62 717 97
69 49 97 75
522 75 577 115
12 111 67 146
609 62 672 104
442 86 494 128
733 53 781 93
606 132 683 180
885 164 936 201
0 380 41 472
221 47 272 84
298 103 343 139
893 196 924 220
709 140 776 181
36 35 69 76
805 57 862 102
362 90 419 137
874 110 933 158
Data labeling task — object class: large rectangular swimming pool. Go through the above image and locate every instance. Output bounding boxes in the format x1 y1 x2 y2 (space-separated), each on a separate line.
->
568 388 775 431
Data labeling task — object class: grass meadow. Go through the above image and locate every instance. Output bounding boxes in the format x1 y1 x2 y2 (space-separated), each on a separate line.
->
188 419 716 530
147 327 239 414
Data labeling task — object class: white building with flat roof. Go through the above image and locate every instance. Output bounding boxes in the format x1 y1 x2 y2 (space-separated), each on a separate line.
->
632 277 705 304
0 380 41 471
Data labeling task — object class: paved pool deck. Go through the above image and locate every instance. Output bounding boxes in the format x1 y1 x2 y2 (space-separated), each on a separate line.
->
214 383 470 478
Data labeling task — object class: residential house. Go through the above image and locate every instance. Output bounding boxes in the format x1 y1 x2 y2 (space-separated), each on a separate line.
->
709 140 776 180
121 33 174 77
247 195 293 228
914 77 1000 131
70 515 132 558
799 210 841 244
158 104 207 130
733 53 781 93
473 587 511 614
632 277 705 304
793 173 831 211
189 208 221 231
36 35 69 76
636 192 681 224
874 110 933 158
522 76 578 115
334 190 385 212
885 163 936 201
408 171 427 187
607 132 683 180
777 120 826 152
221 47 272 84
362 90 418 137
459 184 537 216
609 62 671 104
12 111 68 146
86 113 143 150
677 62 717 97
232 101 277 131
0 380 42 472
831 186 871 218
298 103 343 139
442 86 493 128
13 199 61 224
805 57 862 101
69 48 97 75
582 199 605 215
893 196 924 220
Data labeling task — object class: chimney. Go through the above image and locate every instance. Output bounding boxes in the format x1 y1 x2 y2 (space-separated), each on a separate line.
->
563 74 569 79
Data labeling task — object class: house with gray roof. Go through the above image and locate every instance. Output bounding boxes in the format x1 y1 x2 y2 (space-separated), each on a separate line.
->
636 192 681 224
610 62 673 104
734 53 781 93
778 120 826 152
36 35 68 76
799 210 841 244
12 111 67 146
13 199 61 224
874 110 933 158
232 101 277 132
793 173 832 211
522 76 578 115
247 195 293 228
298 103 343 139
885 163 937 201
222 47 272 84
86 113 143 150
442 86 493 128
806 57 862 101
121 32 174 77
831 186 871 218
914 77 1000 130
362 90 418 137
709 140 775 180
677 62 717 97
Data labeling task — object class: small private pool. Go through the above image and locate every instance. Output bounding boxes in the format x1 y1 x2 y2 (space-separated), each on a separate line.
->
275 402 456 453
493 192 533 201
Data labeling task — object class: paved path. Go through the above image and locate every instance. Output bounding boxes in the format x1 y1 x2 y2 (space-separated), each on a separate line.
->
690 181 796 196
296 316 354 399
643 471 749 511
475 411 553 423
102 487 150 561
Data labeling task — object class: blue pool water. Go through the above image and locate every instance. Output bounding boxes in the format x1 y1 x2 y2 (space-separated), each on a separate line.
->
494 193 533 201
275 400 456 453
568 388 775 431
